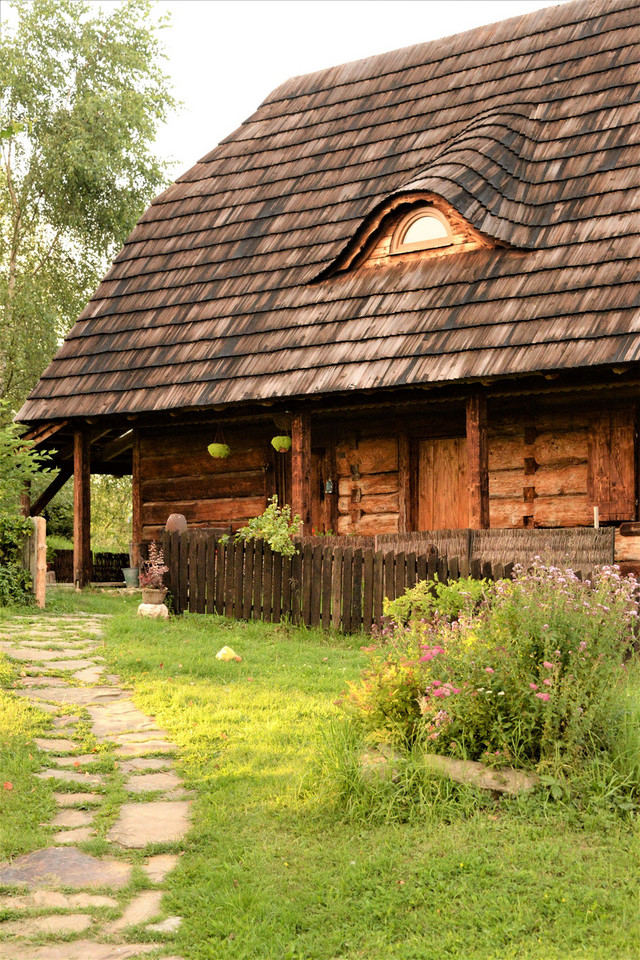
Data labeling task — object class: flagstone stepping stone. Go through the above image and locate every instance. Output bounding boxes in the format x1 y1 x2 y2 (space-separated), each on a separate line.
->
73 665 105 683
125 772 183 794
143 854 179 883
53 754 102 767
114 730 171 744
0 647 95 662
0 943 157 959
53 792 103 807
54 826 94 844
53 715 80 729
146 915 182 933
87 702 158 737
114 740 175 757
0 891 117 910
36 769 104 787
118 758 174 772
51 809 94 828
107 801 191 848
106 890 164 932
17 676 69 687
0 847 132 889
0 913 94 935
38 659 99 672
33 737 76 753
14 685 125 705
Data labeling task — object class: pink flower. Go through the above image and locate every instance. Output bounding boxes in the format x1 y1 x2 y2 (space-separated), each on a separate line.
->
535 692 551 701
485 667 495 674
543 678 552 686
542 661 554 669
529 683 538 690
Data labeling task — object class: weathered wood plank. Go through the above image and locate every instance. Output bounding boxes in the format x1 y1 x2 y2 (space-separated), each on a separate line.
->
178 531 189 615
384 549 395 603
73 430 91 588
291 412 312 534
341 548 353 633
215 538 226 615
234 541 244 619
322 546 333 631
362 549 374 632
224 542 235 618
252 540 264 620
242 540 254 619
331 547 343 632
282 553 293 619
262 544 274 622
467 394 490 529
301 543 313 625
272 549 283 622
373 549 384 626
351 548 363 631
205 535 216 615
291 549 303 625
394 551 406 601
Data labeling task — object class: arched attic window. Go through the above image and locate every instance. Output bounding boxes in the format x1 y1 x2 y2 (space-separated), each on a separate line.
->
390 207 453 254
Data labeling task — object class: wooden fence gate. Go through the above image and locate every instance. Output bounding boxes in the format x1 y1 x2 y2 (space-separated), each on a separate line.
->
162 531 520 633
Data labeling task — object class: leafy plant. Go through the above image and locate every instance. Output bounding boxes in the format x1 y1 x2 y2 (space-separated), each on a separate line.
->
383 575 487 626
139 541 168 589
235 495 301 556
0 403 52 514
0 514 33 605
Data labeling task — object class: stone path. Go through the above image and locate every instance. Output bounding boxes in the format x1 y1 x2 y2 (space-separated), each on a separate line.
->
0 615 190 959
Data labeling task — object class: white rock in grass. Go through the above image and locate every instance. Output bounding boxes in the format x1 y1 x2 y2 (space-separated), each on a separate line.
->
137 603 169 619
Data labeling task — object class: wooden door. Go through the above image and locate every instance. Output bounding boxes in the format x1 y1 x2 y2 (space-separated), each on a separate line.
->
417 437 469 530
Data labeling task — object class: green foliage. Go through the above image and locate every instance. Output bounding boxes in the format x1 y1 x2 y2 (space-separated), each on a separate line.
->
383 575 487 625
341 561 640 786
91 474 132 551
235 495 301 556
0 0 176 410
0 403 51 513
0 513 33 604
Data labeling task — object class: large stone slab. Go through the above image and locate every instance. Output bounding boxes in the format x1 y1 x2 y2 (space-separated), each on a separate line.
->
106 889 164 932
0 847 132 889
36 768 104 787
0 891 116 910
51 809 94 828
54 826 94 844
0 943 156 959
13 685 125 705
38 659 98 672
143 854 179 883
73 665 105 683
0 646 96 662
53 792 104 808
423 754 539 795
33 737 76 753
118 758 174 773
0 913 93 936
87 701 158 737
107 801 191 848
125 772 183 794
114 741 175 757
54 754 103 767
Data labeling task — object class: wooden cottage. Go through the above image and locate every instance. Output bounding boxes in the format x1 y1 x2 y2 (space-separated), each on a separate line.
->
17 0 640 583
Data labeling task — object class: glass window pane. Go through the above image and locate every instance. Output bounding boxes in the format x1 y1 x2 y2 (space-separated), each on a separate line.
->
402 215 449 245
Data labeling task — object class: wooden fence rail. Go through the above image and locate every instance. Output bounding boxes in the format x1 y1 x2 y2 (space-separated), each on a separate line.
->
162 531 533 633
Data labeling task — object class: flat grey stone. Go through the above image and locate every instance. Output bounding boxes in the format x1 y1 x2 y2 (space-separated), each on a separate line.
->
0 943 156 959
114 731 171 744
54 754 102 767
40 659 98 672
0 913 93 935
125 772 183 794
0 891 117 910
115 741 175 757
106 890 164 932
51 809 94 828
33 737 76 753
0 847 132 889
54 826 94 844
107 801 191 848
423 754 539 795
36 768 104 786
143 854 179 883
118 758 174 772
146 914 182 933
0 646 90 662
87 701 157 737
13 685 125 705
53 714 80 729
73 665 105 683
53 792 103 807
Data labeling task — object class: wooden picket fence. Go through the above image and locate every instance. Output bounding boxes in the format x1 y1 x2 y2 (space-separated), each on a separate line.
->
161 530 519 633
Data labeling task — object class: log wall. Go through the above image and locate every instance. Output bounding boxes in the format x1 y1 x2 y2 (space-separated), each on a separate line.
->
139 424 272 542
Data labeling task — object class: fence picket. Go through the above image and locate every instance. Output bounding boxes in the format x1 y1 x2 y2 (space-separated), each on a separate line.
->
384 550 395 603
215 537 226 614
291 550 302 624
252 540 264 620
233 542 244 619
373 550 384 626
178 532 189 615
206 535 216 615
341 548 353 634
362 549 374 632
263 545 273 622
322 547 333 631
272 550 283 623
310 546 323 626
224 542 235 618
282 554 292 619
301 544 313 624
243 540 254 620
196 534 207 614
351 549 363 631
331 548 343 632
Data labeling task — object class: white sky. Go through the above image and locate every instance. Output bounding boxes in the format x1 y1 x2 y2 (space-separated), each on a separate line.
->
150 0 571 183
0 0 571 183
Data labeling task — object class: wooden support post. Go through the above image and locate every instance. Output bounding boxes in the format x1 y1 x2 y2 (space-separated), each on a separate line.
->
131 430 141 567
291 411 311 534
466 394 490 529
398 433 410 533
73 429 91 588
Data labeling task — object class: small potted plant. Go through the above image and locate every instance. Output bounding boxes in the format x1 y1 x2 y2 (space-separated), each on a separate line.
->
271 435 292 453
139 541 169 604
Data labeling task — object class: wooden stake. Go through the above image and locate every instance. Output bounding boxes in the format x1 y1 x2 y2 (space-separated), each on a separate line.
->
131 429 141 567
291 411 311 534
466 394 490 529
73 429 91 588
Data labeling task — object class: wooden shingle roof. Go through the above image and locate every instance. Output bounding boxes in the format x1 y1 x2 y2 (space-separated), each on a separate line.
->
18 0 640 423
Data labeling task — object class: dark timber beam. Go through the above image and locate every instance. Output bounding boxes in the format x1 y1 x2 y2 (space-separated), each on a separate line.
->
22 420 69 446
30 468 72 517
291 411 311 534
73 430 91 587
101 429 134 461
131 430 141 567
466 394 490 529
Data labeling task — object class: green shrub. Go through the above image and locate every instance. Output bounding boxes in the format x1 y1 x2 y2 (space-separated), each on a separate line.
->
235 495 301 556
0 515 33 606
383 575 488 625
341 561 640 780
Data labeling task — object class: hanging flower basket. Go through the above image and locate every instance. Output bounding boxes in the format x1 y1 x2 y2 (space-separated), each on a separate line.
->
208 442 231 459
271 435 292 453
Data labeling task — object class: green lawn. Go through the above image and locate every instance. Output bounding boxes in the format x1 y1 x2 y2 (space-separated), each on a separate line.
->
2 590 640 958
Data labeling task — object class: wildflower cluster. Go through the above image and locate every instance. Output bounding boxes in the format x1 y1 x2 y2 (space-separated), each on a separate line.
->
341 560 639 770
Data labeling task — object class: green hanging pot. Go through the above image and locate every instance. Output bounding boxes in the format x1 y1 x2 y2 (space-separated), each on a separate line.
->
208 442 231 459
271 435 292 453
